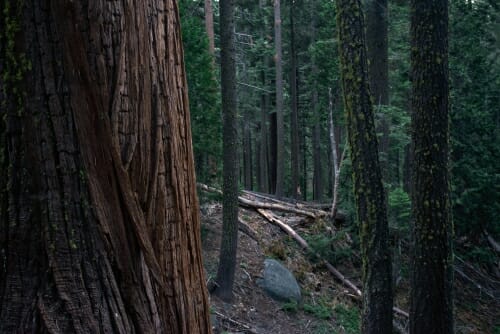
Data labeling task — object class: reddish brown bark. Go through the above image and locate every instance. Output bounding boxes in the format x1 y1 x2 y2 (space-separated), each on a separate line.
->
0 1 211 333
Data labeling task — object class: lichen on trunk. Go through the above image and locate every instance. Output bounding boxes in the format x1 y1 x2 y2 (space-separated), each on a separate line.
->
336 0 393 332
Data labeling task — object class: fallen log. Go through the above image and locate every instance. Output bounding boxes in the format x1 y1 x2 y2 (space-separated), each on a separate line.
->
239 196 318 218
198 183 320 219
238 218 258 242
243 190 329 217
257 209 362 296
256 208 408 319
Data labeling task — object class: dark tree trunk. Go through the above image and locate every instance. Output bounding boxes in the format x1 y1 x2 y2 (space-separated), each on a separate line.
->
243 121 253 190
365 0 389 105
336 0 393 332
410 0 454 333
215 0 240 302
290 3 300 199
365 0 390 179
0 1 211 333
242 64 253 191
311 3 323 202
274 0 284 198
259 85 270 193
269 110 277 194
258 0 269 194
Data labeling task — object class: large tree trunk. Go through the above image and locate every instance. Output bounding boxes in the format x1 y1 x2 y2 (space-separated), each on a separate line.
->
410 0 454 332
336 0 393 332
0 1 211 333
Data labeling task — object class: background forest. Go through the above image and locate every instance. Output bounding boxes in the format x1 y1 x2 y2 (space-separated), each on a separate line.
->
180 0 499 332
182 0 499 262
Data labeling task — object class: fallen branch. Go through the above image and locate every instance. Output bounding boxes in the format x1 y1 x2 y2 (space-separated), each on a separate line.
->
257 209 309 249
198 183 321 219
257 208 360 295
454 265 496 300
257 208 409 318
239 196 318 219
212 310 257 333
238 218 258 241
484 230 500 253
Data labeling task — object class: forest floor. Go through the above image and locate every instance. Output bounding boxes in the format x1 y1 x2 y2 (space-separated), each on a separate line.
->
200 198 500 334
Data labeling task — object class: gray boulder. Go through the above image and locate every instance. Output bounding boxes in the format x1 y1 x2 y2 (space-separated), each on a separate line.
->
257 258 301 303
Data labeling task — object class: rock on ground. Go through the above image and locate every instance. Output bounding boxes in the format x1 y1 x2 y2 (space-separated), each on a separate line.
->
257 258 301 303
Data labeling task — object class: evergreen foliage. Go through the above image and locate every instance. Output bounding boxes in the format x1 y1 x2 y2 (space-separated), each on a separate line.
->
179 0 222 184
449 0 500 237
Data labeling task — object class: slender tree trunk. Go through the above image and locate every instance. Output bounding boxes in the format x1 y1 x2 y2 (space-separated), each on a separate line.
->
258 0 269 194
243 122 253 190
259 82 270 193
410 0 454 332
242 64 253 190
290 3 300 199
366 0 389 105
205 0 215 56
311 6 323 202
269 110 277 194
336 0 393 332
274 0 284 198
329 88 342 218
215 0 240 302
365 0 390 179
302 107 308 201
0 1 211 333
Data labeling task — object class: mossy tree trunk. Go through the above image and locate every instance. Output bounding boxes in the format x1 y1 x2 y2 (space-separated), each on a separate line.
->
0 1 211 333
215 0 240 302
336 0 393 332
409 0 454 333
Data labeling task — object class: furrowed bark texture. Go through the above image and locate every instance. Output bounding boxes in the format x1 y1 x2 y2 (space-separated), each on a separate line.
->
215 0 239 302
410 1 454 333
0 1 211 333
336 0 393 333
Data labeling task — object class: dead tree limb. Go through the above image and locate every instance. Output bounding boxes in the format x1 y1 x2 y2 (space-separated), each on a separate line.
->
485 230 500 253
212 310 257 333
238 218 258 241
257 208 362 295
256 208 409 318
198 183 321 218
239 196 318 218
